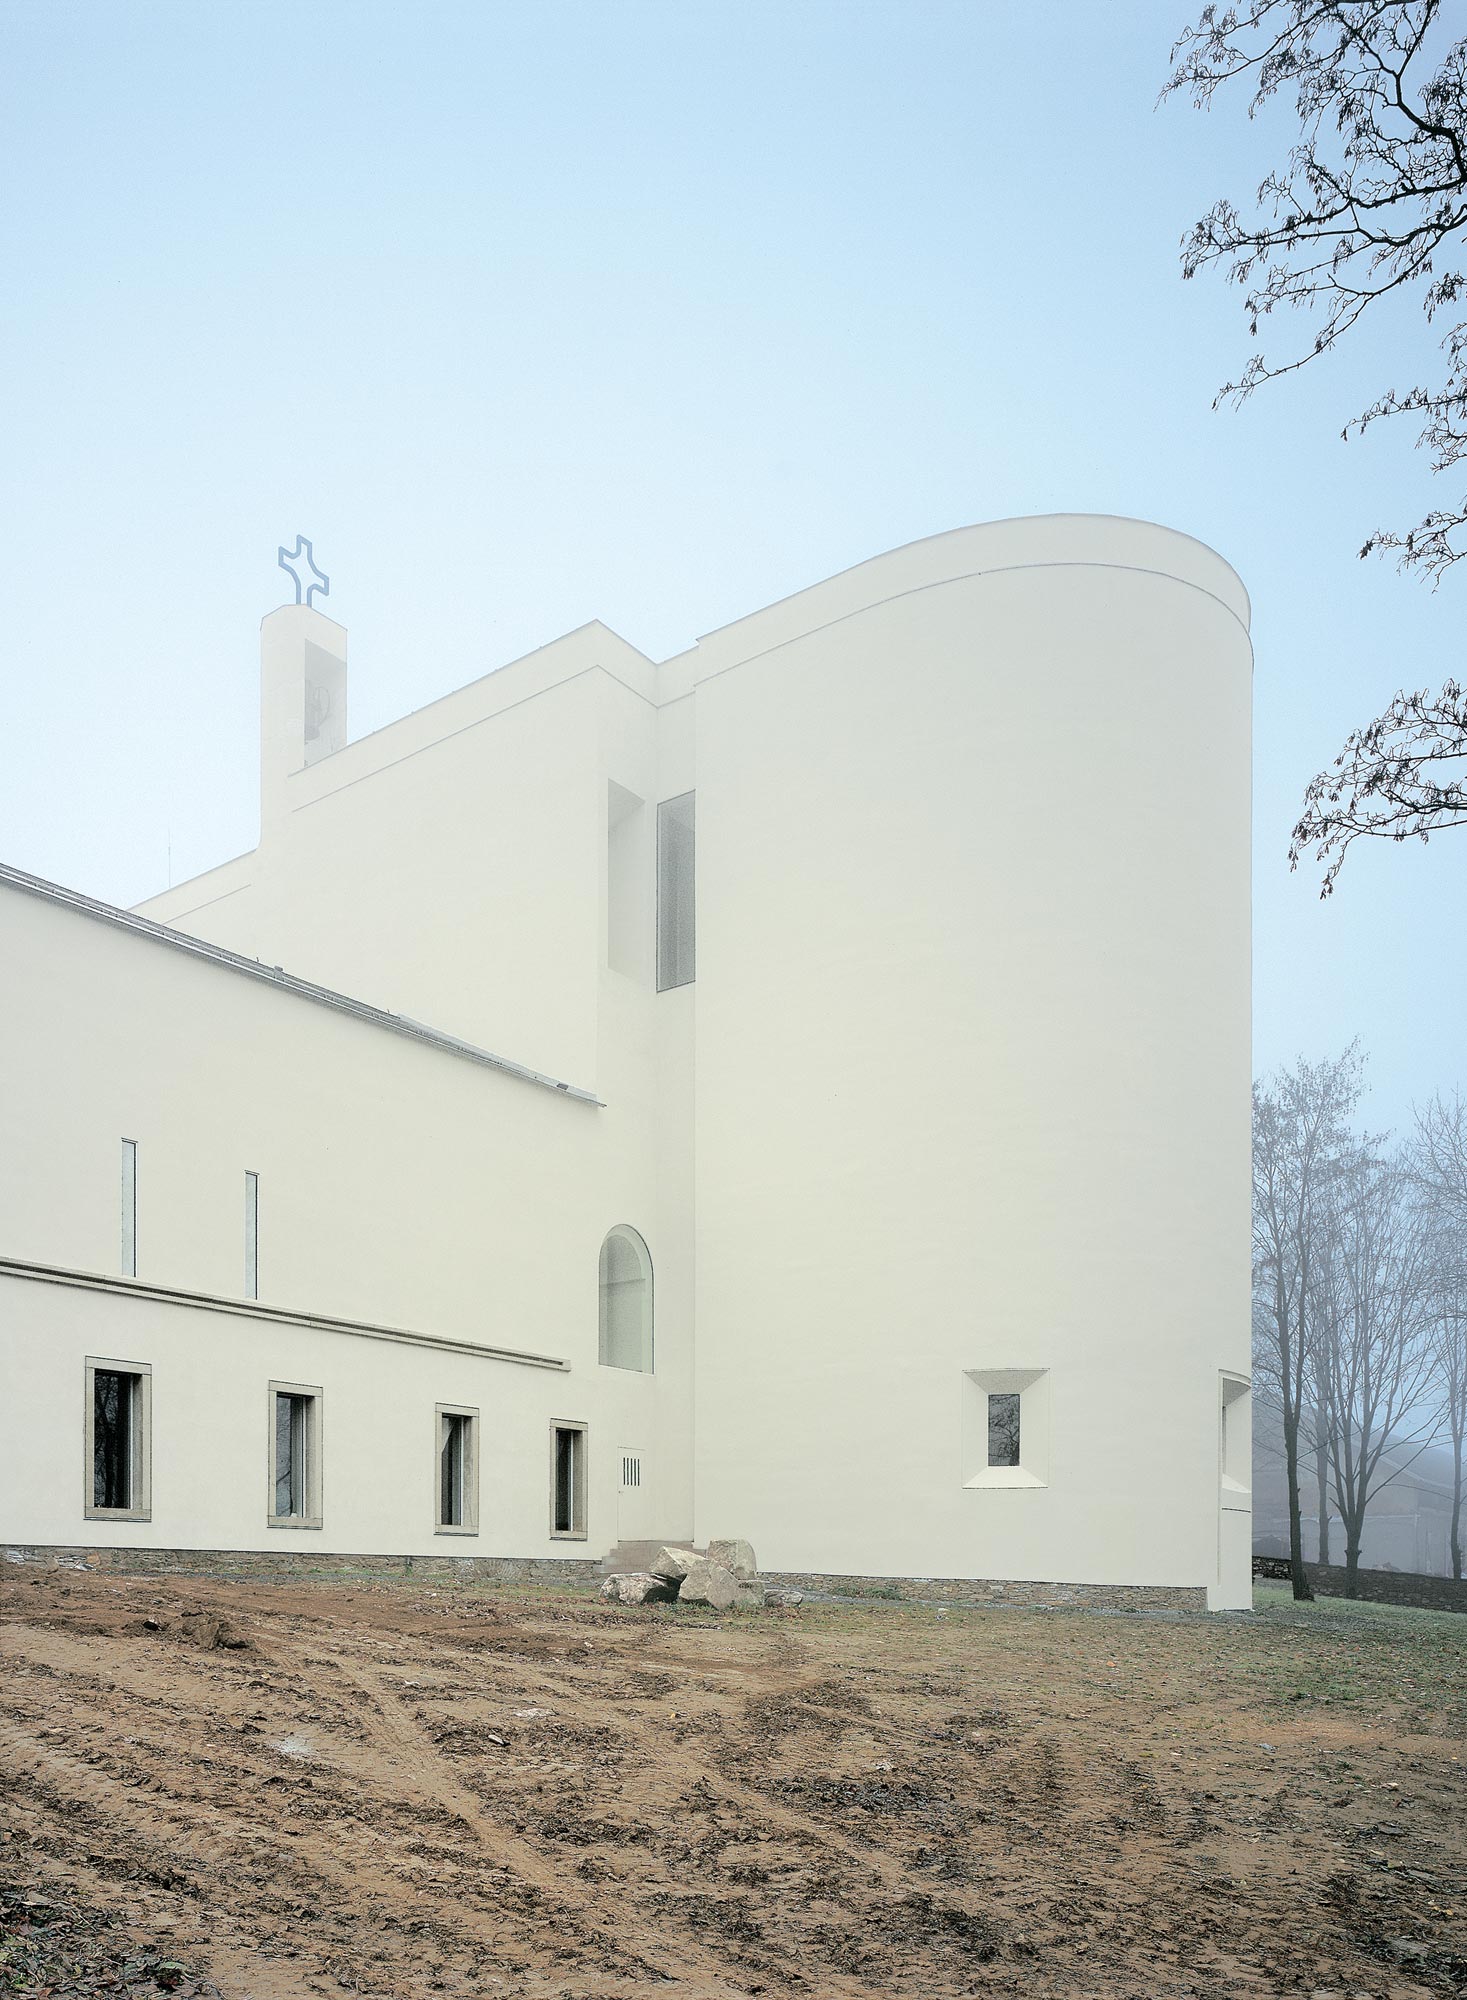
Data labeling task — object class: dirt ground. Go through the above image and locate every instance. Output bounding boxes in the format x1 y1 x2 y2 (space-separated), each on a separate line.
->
2 1567 1465 2000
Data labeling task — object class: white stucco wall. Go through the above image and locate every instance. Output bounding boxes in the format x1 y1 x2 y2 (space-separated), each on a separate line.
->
681 535 1252 1608
0 883 688 1558
7 516 1251 1604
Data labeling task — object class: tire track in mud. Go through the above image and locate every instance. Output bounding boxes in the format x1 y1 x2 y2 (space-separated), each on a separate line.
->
401 1633 946 1876
0 1709 414 2000
496 1636 1254 1994
421 1637 1036 1987
310 1650 784 1999
518 1648 1018 1887
0 1632 678 1994
308 1635 959 1997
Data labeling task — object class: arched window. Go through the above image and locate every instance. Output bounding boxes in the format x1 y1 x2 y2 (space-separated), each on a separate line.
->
599 1226 653 1372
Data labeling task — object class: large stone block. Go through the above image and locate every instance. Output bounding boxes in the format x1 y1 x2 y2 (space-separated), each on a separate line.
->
649 1545 700 1581
599 1572 678 1607
706 1538 758 1581
679 1558 761 1611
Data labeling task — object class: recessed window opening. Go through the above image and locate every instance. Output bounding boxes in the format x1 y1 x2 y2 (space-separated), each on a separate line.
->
94 1371 137 1508
441 1414 466 1525
987 1392 1021 1469
551 1422 587 1538
962 1369 1050 1490
244 1171 259 1300
269 1383 321 1528
120 1139 137 1277
436 1406 479 1534
598 1225 653 1372
1220 1374 1251 1502
86 1360 151 1519
656 791 695 991
275 1395 307 1517
607 781 646 979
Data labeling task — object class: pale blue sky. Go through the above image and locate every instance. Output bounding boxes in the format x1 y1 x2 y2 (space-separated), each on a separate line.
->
1 1 1460 1131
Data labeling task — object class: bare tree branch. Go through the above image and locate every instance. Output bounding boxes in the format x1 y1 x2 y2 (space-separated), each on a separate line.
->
1166 3 1467 893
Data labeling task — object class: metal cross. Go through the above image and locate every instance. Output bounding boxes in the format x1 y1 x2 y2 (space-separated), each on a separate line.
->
278 534 330 608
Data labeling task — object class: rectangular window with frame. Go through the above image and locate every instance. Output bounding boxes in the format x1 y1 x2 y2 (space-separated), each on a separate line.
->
120 1139 137 1277
85 1358 151 1521
268 1382 321 1528
436 1404 479 1534
656 791 695 991
244 1171 259 1300
550 1421 588 1539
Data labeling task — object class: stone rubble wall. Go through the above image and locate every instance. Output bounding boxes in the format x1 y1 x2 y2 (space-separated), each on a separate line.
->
763 1571 1207 1611
6 1543 1208 1611
1253 1554 1467 1615
2 1544 602 1589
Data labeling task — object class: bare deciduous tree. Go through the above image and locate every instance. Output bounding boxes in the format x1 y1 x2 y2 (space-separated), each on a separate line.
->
1253 1048 1366 1597
1311 1145 1438 1593
1164 3 1467 892
1411 1091 1467 1573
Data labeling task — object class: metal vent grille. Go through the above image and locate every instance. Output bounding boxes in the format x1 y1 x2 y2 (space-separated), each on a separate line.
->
621 1453 642 1490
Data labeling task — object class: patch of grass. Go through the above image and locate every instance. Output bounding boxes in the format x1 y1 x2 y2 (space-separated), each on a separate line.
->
1247 1582 1467 1732
1253 1581 1461 1629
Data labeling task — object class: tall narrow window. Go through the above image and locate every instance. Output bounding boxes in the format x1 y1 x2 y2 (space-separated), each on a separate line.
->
268 1382 321 1527
436 1405 479 1534
598 1225 653 1372
551 1422 588 1538
657 791 695 991
120 1139 137 1277
85 1359 151 1520
244 1171 259 1300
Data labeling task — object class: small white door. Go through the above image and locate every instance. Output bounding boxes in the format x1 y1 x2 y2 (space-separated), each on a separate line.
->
617 1447 653 1540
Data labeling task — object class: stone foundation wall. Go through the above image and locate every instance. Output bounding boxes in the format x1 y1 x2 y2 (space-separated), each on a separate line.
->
3 1544 1208 1612
1 1544 602 1590
1254 1555 1467 1615
765 1570 1208 1612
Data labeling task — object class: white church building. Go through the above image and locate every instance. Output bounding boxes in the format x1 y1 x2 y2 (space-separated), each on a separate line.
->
0 516 1254 1610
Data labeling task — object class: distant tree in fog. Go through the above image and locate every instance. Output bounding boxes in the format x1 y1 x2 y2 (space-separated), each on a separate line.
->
1310 1146 1438 1594
1410 1092 1467 1575
1253 1049 1366 1598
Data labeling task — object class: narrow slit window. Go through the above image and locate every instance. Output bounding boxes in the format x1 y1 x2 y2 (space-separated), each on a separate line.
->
656 792 695 991
987 1392 1021 1469
86 1360 150 1519
244 1171 259 1300
607 781 646 979
436 1406 478 1533
551 1423 587 1538
120 1139 137 1276
269 1384 320 1527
